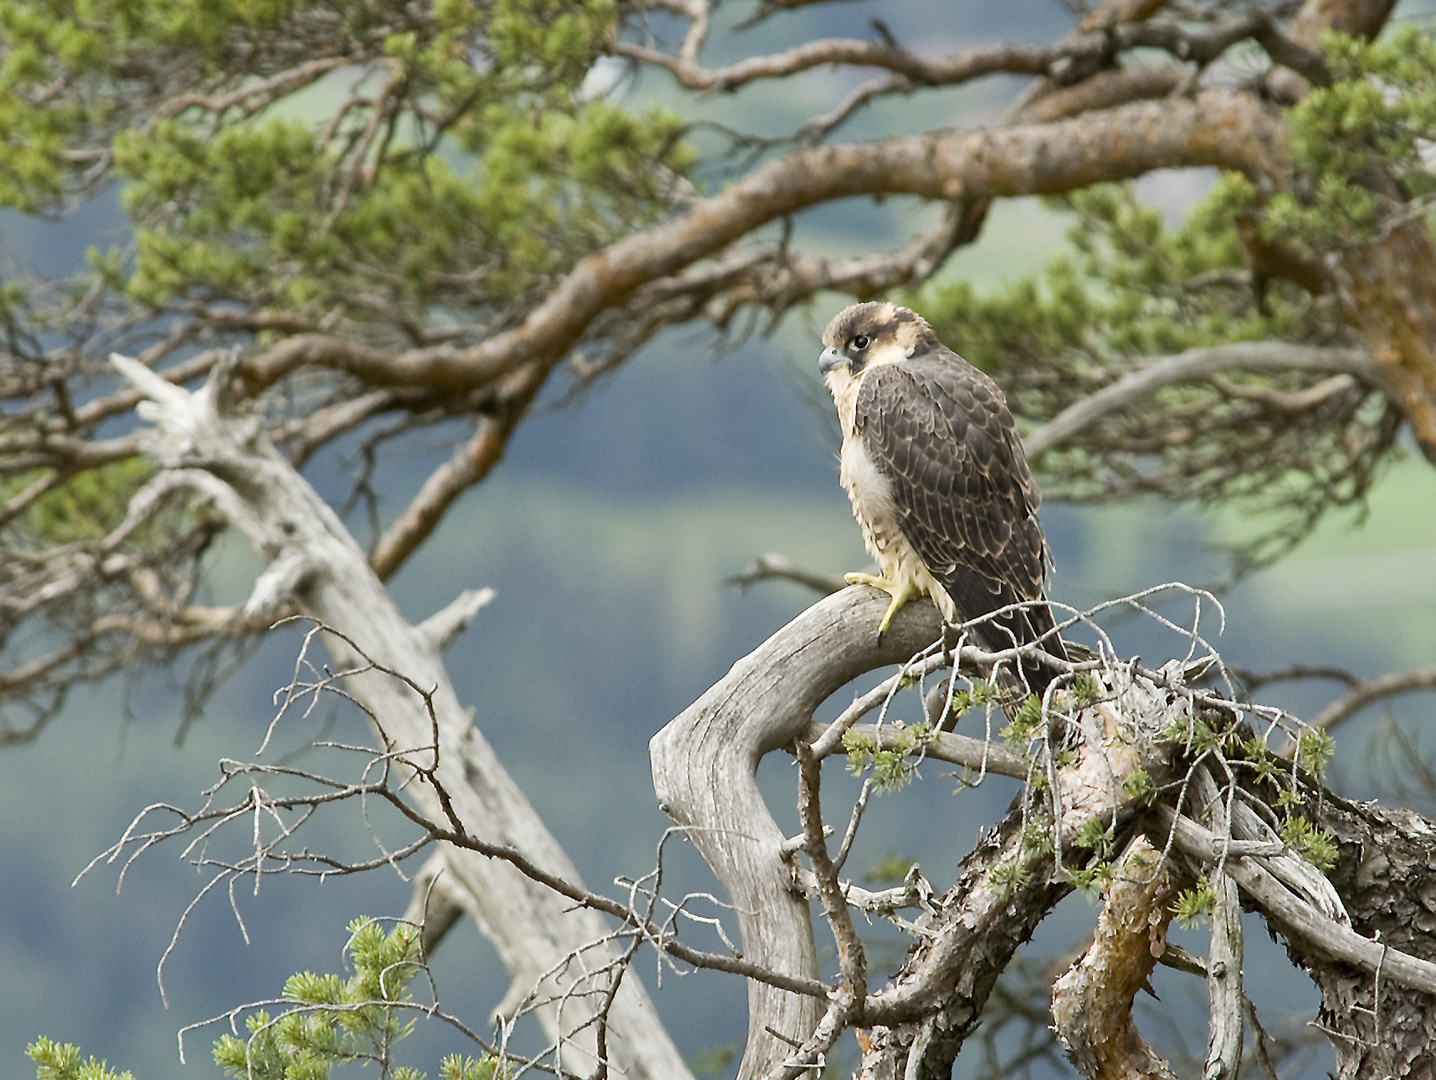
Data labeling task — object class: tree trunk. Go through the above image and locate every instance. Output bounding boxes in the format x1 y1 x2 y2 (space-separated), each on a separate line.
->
116 356 693 1080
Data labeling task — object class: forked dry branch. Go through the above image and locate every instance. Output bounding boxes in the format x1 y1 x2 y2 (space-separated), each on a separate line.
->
655 587 1436 1080
105 352 694 1080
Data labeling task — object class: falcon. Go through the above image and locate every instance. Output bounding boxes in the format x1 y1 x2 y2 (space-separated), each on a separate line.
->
819 302 1066 686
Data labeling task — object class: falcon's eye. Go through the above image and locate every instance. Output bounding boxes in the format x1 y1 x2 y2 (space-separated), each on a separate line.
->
852 334 870 351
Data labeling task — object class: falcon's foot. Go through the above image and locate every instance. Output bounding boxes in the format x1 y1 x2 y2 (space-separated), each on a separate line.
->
845 571 918 639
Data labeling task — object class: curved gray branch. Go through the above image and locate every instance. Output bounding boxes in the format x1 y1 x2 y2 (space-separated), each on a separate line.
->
1309 663 1436 733
1162 805 1436 997
652 587 948 1080
1024 343 1382 458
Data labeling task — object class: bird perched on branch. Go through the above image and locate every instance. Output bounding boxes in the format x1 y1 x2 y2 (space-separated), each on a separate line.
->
819 302 1066 690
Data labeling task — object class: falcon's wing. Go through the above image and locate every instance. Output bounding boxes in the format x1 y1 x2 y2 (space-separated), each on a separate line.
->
854 352 1059 654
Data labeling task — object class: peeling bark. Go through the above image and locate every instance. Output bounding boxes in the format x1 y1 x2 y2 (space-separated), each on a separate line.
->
1303 796 1436 1080
1051 837 1180 1080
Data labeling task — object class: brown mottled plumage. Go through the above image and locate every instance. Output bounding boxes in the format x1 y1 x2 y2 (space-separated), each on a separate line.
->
819 302 1065 685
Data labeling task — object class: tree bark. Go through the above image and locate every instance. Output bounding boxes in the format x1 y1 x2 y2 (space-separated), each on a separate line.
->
1302 795 1436 1080
1051 836 1181 1080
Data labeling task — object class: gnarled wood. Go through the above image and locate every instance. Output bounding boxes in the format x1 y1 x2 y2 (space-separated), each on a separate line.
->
652 588 946 1080
115 356 692 1080
1051 836 1180 1080
664 590 1436 1080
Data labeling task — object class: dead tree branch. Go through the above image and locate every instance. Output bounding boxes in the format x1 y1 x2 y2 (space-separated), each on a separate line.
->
659 575 1436 1080
112 354 693 1080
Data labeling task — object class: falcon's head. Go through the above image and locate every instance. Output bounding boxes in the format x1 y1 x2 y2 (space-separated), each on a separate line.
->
818 302 941 382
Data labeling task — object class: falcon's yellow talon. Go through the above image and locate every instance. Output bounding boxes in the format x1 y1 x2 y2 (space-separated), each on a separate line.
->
846 571 917 636
877 583 917 635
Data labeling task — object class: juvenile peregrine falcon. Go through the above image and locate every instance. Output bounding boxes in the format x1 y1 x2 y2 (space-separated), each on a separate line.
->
820 302 1065 685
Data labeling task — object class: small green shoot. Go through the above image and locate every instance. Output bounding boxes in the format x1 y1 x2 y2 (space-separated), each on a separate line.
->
1121 768 1157 807
843 730 878 774
1069 673 1103 706
1074 818 1116 861
1001 694 1044 745
1282 817 1339 873
1274 787 1307 812
1163 713 1221 754
1295 728 1336 779
1173 877 1215 929
989 856 1033 895
1067 861 1115 898
28 1039 135 1080
843 725 931 792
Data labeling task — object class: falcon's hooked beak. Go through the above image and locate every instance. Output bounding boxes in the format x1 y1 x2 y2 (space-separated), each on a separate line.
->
818 346 847 374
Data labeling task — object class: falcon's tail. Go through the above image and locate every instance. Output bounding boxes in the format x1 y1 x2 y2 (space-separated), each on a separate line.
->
941 571 1068 697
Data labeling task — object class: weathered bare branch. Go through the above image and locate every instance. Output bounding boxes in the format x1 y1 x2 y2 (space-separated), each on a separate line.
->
1338 215 1436 462
112 353 694 1080
1160 805 1436 997
1020 65 1185 123
1024 342 1380 459
417 587 496 653
797 742 865 991
729 553 847 595
1308 664 1436 735
653 588 946 1080
1191 766 1244 1080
